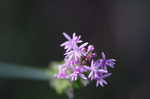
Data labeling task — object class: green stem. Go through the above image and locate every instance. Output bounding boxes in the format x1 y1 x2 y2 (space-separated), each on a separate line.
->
0 62 51 80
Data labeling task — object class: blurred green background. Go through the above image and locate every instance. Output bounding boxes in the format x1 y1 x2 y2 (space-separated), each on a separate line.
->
0 0 150 99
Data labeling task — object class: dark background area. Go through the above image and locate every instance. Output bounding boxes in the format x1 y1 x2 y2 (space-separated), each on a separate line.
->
0 0 150 99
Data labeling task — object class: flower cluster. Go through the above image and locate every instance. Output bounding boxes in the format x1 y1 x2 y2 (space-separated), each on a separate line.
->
56 32 116 87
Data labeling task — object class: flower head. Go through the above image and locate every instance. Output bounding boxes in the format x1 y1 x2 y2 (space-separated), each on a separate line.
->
56 32 116 87
96 73 112 87
61 32 82 52
88 60 108 80
70 66 87 81
95 52 116 69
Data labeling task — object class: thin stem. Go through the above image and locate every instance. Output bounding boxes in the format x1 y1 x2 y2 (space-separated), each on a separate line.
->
0 62 51 80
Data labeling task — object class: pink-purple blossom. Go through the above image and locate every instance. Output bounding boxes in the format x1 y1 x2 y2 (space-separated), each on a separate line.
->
95 52 116 69
56 32 116 87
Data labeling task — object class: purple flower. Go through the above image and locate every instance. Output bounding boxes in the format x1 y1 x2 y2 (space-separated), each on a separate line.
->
87 45 95 52
70 66 87 81
56 71 69 79
88 60 108 80
96 52 116 69
83 45 96 60
56 65 69 79
64 42 88 61
55 33 116 87
96 78 108 87
61 32 82 52
96 73 112 87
